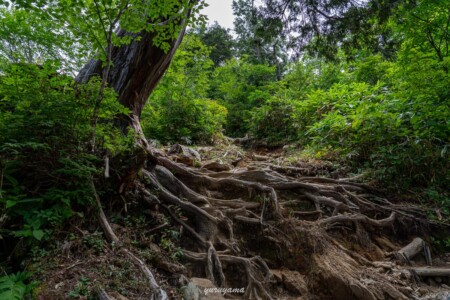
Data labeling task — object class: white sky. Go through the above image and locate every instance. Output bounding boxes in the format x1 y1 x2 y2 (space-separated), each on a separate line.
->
201 0 235 29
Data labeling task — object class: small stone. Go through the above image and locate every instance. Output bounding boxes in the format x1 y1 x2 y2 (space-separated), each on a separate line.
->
54 282 64 289
168 144 201 161
419 287 429 295
179 274 189 286
183 282 200 300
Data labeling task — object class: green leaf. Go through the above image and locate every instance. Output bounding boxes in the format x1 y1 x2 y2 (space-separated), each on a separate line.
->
0 273 29 300
5 200 16 208
32 229 44 241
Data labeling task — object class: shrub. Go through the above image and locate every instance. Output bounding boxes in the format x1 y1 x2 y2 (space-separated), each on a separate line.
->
0 62 131 242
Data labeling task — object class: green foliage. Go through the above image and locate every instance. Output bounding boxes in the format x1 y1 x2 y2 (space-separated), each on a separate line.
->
0 272 33 300
210 57 277 136
82 231 105 253
0 62 131 242
0 8 84 71
249 96 298 145
7 0 207 63
244 43 448 194
68 276 91 298
196 22 235 67
160 228 183 261
142 35 227 144
291 50 449 189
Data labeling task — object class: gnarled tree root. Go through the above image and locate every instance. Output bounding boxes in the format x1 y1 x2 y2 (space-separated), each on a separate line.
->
89 147 443 299
184 250 273 300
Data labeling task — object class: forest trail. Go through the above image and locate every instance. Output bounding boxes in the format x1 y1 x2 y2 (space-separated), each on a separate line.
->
150 142 450 299
35 142 450 300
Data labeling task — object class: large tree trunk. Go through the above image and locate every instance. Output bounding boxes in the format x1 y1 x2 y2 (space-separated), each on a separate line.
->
76 27 185 118
75 14 189 190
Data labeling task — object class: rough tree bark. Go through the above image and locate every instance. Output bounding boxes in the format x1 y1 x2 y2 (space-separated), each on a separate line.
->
76 26 185 118
76 9 190 191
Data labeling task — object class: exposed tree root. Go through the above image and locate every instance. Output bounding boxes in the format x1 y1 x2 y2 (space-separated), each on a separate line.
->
91 180 168 300
183 251 273 299
90 146 447 299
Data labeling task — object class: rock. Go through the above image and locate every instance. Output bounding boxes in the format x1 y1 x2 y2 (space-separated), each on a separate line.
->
202 161 231 172
419 287 429 295
281 270 308 296
231 157 248 168
182 278 226 300
168 144 201 166
441 284 449 289
179 275 189 286
183 281 200 300
172 155 196 166
169 144 201 160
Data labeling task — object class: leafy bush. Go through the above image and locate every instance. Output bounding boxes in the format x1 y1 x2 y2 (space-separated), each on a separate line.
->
248 47 449 192
292 52 449 188
0 62 131 242
0 272 34 300
142 34 228 144
143 97 227 144
249 96 298 146
210 57 277 136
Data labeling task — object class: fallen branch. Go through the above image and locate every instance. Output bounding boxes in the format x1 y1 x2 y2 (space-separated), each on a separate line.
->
395 237 430 265
409 267 450 277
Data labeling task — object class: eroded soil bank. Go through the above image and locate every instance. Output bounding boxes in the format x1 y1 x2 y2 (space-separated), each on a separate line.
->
30 143 450 300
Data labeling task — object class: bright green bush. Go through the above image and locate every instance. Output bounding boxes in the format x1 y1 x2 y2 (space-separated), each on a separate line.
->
294 52 449 188
142 34 228 144
143 97 227 144
247 44 449 190
0 272 34 300
210 57 277 136
0 62 131 242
